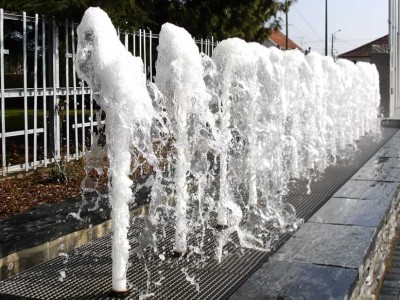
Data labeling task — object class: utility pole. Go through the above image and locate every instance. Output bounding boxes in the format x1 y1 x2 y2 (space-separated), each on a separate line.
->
285 0 289 50
325 0 328 55
297 36 305 48
331 30 341 58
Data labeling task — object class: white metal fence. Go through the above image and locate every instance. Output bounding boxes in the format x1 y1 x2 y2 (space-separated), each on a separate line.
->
0 9 215 176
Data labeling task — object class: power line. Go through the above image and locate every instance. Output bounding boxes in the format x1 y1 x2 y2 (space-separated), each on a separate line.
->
291 23 309 38
293 7 325 43
291 24 313 46
335 37 370 48
335 39 358 47
339 37 386 41
305 40 330 44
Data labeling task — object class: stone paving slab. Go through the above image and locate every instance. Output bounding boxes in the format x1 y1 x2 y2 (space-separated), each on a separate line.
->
333 179 398 201
376 147 400 158
270 222 376 269
309 197 390 227
373 131 400 158
229 260 358 300
363 156 400 169
352 163 400 182
375 143 400 158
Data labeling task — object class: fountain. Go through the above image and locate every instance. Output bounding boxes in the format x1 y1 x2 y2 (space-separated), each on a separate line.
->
75 7 157 292
154 23 215 254
74 7 381 295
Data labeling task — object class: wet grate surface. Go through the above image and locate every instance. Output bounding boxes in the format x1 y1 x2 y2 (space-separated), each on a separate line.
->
0 128 398 300
0 218 289 300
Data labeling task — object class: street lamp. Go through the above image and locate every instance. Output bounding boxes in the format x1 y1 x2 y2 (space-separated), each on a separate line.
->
331 29 341 58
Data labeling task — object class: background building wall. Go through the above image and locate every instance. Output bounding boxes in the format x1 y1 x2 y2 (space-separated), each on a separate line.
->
371 53 390 117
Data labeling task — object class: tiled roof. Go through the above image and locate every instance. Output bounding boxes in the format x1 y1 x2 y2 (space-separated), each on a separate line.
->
339 35 388 58
268 30 302 50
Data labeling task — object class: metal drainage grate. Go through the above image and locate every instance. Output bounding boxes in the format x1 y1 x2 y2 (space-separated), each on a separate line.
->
0 127 398 300
0 219 288 300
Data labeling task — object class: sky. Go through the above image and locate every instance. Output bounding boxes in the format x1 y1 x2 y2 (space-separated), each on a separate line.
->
281 0 389 55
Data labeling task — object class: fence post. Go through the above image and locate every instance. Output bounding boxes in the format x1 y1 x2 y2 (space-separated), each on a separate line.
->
149 30 152 81
23 12 28 171
65 19 70 161
139 29 142 59
71 23 79 160
0 9 6 174
33 14 39 169
133 30 136 56
211 36 214 56
143 29 147 75
48 18 60 161
124 31 128 50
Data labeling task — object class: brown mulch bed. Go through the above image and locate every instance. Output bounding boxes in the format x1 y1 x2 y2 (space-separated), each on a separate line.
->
0 141 169 221
0 160 108 221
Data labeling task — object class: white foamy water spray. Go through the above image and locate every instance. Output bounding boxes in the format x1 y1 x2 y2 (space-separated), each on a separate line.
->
155 23 215 254
76 7 156 292
210 39 381 259
212 38 252 227
212 41 295 258
75 9 381 294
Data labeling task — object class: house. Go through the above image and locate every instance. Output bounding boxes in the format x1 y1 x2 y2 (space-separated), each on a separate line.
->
263 29 303 51
339 34 390 117
338 35 388 63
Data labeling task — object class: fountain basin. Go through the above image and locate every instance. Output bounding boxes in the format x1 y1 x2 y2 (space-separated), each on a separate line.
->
0 125 398 299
